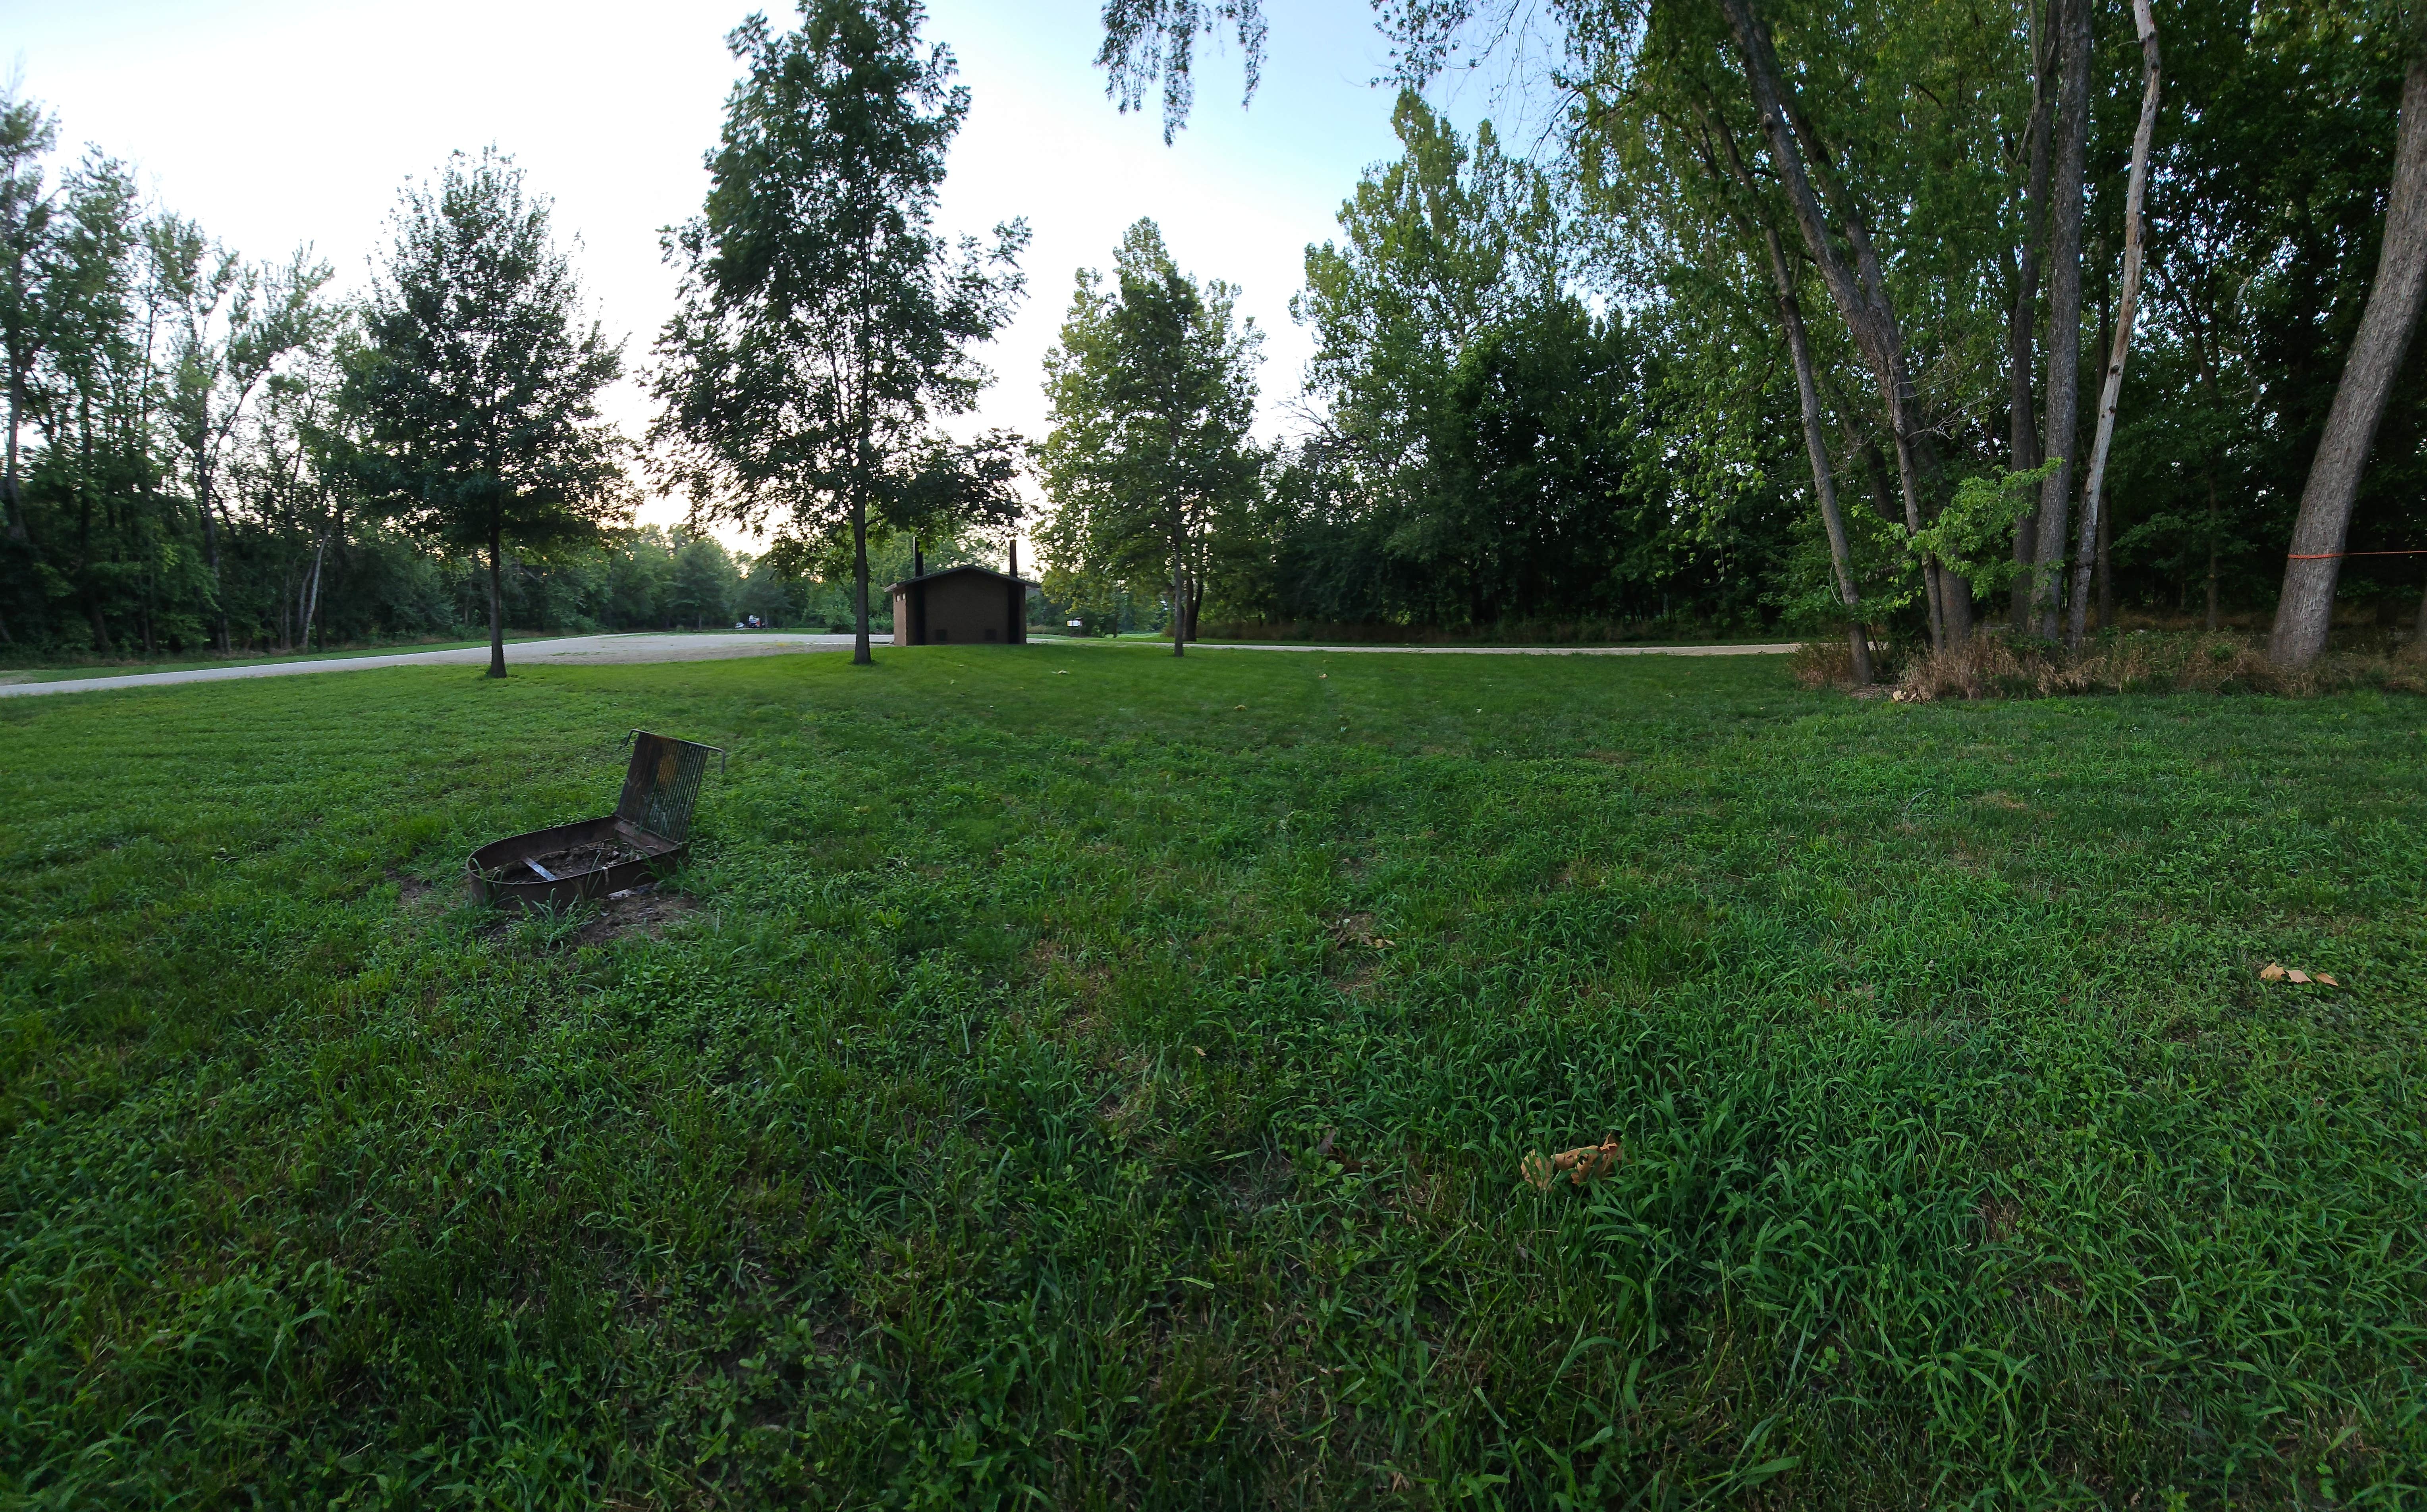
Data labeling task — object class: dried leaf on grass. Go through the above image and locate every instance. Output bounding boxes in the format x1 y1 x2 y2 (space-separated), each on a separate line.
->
1522 1136 1623 1191
2259 962 2338 987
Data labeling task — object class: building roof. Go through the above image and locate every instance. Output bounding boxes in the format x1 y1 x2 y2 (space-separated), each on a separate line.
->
885 563 1041 594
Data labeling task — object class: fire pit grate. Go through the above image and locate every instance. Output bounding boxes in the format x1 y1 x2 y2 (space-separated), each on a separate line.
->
468 731 725 911
617 730 719 843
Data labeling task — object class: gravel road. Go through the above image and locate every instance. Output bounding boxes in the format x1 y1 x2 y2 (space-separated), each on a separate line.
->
0 632 1798 698
0 633 865 698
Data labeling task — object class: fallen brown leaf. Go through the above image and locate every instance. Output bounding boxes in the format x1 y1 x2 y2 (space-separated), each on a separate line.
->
1522 1136 1624 1191
2316 972 2340 987
2286 968 2311 984
2259 962 2286 982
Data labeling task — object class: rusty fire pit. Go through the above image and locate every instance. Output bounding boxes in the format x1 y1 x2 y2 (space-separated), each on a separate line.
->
468 731 723 911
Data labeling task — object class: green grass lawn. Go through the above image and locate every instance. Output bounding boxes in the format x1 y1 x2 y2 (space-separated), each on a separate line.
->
2 648 2422 1507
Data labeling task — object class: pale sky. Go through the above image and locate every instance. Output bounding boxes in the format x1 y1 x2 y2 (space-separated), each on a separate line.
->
5 0 1480 555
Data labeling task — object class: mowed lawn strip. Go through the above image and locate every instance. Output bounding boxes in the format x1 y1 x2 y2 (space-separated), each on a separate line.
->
1 646 2421 1506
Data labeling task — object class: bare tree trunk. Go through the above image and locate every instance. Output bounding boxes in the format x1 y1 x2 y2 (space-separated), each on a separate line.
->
2070 0 2161 647
2271 53 2427 666
486 523 507 678
2010 1 2057 631
2415 573 2427 647
2029 0 2093 638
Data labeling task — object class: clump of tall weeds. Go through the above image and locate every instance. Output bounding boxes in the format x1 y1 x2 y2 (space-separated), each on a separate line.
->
1885 630 2427 700
1790 637 1907 690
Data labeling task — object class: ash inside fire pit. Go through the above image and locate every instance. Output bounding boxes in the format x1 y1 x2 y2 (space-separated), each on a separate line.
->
486 838 654 885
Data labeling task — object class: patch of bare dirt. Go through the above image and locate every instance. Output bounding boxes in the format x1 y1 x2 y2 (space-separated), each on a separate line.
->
1329 912 1382 948
574 885 696 946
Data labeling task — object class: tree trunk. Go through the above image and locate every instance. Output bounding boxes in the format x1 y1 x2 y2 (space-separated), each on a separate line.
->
2071 0 2161 647
2030 0 2093 638
2271 53 2427 666
1171 492 1186 657
850 492 872 665
486 525 508 678
2009 0 2057 630
2182 268 2230 634
196 484 230 653
2205 487 2221 630
2095 498 2114 630
1771 238 1872 683
1705 109 1872 682
303 536 330 652
3 373 27 544
1717 0 1962 650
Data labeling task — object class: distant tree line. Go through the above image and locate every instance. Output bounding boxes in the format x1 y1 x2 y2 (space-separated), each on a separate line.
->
12 0 2423 670
0 0 1021 667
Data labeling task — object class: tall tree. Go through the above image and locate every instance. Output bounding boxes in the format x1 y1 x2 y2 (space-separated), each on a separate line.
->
1690 104 1874 681
2068 0 2163 647
159 228 334 651
1711 0 1974 649
2270 23 2427 665
1037 219 1261 653
345 148 629 678
0 86 59 573
652 0 1026 667
2007 0 2057 629
2026 0 2093 638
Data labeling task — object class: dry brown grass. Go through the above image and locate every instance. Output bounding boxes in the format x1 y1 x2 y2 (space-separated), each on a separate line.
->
1878 631 2427 701
1792 638 1893 689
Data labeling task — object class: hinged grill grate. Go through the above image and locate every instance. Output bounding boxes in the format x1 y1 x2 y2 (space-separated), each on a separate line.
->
616 731 724 843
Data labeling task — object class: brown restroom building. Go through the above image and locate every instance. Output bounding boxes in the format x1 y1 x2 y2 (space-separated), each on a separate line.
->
888 564 1037 646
